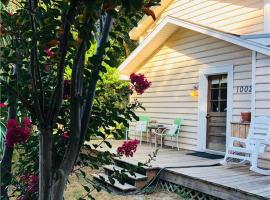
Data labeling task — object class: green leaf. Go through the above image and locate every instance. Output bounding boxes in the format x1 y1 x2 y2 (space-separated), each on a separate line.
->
104 140 112 148
83 185 90 192
108 176 115 185
79 169 86 178
1 0 10 6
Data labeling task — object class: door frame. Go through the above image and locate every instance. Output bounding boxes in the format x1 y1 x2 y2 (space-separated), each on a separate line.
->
197 65 233 153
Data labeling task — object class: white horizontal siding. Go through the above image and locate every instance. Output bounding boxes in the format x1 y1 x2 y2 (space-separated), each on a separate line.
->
255 53 270 116
130 29 253 150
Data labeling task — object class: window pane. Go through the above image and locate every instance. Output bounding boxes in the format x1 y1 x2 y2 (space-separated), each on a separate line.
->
220 101 227 112
211 101 219 112
211 79 219 88
221 76 227 87
220 88 227 100
211 89 219 100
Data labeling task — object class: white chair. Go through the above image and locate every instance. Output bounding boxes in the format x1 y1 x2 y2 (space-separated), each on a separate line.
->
125 121 148 145
220 116 270 175
154 119 182 150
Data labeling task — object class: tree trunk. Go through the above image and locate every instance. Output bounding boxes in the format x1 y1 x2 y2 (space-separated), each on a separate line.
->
51 13 113 200
39 128 53 200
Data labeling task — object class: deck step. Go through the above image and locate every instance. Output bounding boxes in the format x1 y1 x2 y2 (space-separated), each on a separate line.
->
93 173 136 192
103 165 148 181
113 158 159 182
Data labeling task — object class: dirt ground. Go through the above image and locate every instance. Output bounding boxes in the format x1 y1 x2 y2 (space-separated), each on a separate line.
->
65 168 183 200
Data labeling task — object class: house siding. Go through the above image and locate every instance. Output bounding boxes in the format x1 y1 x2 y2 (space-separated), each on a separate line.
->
255 53 270 116
140 0 264 41
130 29 253 151
255 53 270 169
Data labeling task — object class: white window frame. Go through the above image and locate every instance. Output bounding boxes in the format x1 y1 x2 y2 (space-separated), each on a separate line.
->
197 65 233 154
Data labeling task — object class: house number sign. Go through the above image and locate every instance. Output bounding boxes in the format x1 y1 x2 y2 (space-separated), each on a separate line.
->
236 85 252 93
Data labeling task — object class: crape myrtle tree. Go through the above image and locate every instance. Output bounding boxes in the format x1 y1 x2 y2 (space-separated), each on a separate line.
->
0 0 160 199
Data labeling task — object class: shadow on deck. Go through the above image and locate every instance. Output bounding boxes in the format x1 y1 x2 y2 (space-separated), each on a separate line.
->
89 140 270 200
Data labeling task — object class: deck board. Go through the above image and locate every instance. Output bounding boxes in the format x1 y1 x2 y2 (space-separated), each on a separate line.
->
89 140 270 200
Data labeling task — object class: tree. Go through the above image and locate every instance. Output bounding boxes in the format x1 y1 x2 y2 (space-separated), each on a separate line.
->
0 0 160 199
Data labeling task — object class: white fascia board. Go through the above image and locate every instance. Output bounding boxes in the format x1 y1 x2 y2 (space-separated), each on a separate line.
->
119 74 129 80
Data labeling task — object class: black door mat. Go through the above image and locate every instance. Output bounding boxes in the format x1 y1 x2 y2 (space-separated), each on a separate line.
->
186 152 224 159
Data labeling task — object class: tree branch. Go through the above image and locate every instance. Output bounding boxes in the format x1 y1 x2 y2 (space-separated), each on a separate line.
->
80 13 113 143
47 0 78 127
28 0 44 124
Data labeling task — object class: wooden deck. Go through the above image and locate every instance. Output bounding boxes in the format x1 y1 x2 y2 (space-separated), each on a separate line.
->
90 140 270 200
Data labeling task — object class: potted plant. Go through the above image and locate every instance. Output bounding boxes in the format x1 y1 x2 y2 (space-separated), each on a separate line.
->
241 112 251 123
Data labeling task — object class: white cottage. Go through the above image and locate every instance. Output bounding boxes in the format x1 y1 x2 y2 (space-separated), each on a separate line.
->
118 0 270 167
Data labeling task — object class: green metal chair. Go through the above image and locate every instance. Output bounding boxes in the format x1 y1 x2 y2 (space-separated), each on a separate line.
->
139 116 150 122
125 115 150 144
155 118 183 150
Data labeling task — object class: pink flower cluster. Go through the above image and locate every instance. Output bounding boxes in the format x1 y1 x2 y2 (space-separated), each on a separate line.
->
44 48 55 58
27 175 39 193
18 174 39 200
5 118 32 148
0 103 8 108
62 131 69 139
117 139 139 157
130 73 151 95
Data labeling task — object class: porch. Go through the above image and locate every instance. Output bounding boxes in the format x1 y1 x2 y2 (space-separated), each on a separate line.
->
92 140 270 200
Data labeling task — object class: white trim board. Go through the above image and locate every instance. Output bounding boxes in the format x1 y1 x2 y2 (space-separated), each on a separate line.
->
265 0 270 33
118 16 270 76
251 51 257 121
197 65 233 152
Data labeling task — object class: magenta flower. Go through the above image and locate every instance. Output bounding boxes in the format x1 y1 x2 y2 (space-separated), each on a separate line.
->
130 73 151 95
23 117 31 126
7 119 17 128
27 175 39 193
62 131 69 139
18 173 39 200
44 48 55 58
5 118 32 148
117 139 139 157
0 103 8 108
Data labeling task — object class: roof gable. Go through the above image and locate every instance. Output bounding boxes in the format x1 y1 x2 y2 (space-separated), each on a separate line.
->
118 16 270 76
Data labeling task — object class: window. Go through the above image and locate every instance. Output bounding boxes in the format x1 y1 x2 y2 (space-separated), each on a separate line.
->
208 75 227 112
